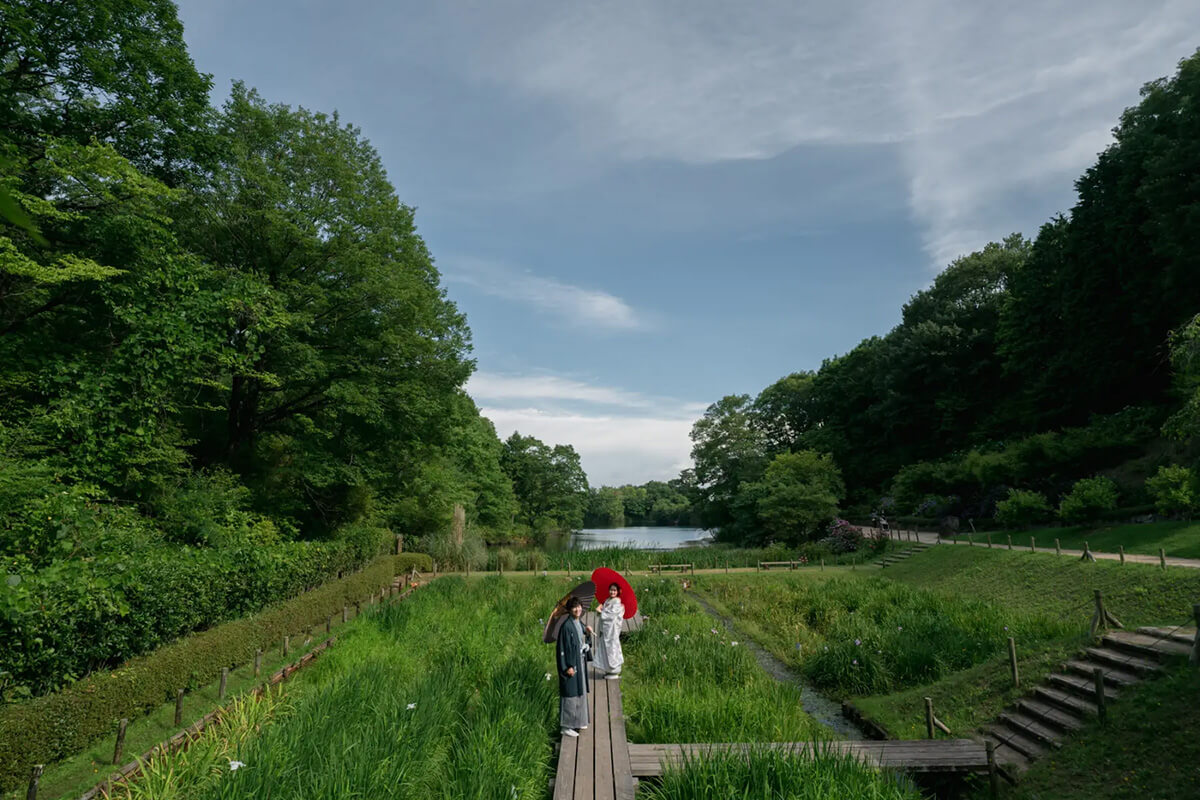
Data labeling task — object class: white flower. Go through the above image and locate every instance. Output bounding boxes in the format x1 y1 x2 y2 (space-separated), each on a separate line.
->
407 702 417 710
731 641 738 647
673 634 680 641
711 628 718 635
545 672 552 681
228 760 245 771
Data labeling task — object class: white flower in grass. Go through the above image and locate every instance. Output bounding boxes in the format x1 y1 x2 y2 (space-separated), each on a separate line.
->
228 760 245 771
711 628 718 635
673 634 680 642
854 639 861 646
407 702 417 710
731 641 738 647
897 626 903 632
852 659 858 666
511 785 519 799
545 672 553 681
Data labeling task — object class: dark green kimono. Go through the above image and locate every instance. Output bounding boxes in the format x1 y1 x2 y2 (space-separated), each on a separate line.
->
556 616 589 697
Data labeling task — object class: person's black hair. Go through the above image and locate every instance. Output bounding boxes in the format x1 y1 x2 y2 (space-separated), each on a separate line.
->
608 582 621 595
566 596 583 612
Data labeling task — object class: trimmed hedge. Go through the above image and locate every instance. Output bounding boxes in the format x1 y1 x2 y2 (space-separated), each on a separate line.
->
0 555 409 791
2 533 389 697
394 553 432 574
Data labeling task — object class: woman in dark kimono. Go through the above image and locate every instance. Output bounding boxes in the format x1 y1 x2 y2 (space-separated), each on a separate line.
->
556 596 593 737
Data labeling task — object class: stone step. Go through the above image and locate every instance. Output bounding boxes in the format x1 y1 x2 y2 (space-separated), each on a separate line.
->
984 724 1047 760
1063 659 1140 688
1103 631 1192 661
996 711 1064 749
1081 646 1162 677
1135 626 1197 646
1032 686 1100 718
1014 698 1084 733
1047 672 1120 702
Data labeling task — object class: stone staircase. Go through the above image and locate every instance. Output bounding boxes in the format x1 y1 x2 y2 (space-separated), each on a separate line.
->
983 626 1196 774
874 543 930 568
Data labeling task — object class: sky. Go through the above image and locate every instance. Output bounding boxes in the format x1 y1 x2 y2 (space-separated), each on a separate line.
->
174 0 1200 486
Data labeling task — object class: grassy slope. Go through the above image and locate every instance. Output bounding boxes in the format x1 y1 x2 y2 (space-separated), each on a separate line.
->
1015 520 1200 559
996 665 1200 800
857 546 1200 739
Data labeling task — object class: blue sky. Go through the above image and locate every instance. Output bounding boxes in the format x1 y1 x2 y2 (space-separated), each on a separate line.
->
174 0 1199 486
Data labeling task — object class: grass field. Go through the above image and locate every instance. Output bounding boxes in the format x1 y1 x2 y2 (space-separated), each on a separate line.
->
87 573 894 799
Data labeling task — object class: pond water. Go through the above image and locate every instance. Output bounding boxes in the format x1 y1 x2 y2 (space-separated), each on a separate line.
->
543 526 714 551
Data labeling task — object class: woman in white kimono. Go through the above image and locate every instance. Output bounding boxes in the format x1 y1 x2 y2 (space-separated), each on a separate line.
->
594 582 625 679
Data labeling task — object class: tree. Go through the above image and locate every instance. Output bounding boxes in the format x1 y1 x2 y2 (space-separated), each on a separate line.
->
585 487 625 528
178 85 472 531
0 0 214 181
747 451 844 545
689 395 768 542
752 372 816 454
500 433 588 535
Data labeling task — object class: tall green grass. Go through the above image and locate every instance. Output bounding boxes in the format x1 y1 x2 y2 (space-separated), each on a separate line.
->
699 574 1076 696
641 746 922 800
623 578 828 744
488 542 893 573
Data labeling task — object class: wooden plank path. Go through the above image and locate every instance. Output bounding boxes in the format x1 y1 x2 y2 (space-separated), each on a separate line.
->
552 663 636 800
627 739 1000 777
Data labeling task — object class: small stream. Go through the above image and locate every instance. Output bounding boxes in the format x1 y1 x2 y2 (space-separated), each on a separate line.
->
689 592 868 740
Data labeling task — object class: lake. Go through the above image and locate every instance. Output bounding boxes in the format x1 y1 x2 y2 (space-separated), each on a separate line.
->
543 526 714 551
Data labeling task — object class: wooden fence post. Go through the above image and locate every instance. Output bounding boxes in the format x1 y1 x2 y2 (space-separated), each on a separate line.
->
395 533 403 555
1055 538 1061 556
174 689 184 726
219 667 229 701
1007 534 1013 551
985 741 999 800
986 532 992 548
1090 589 1123 637
968 532 974 546
26 765 42 800
924 697 935 739
254 649 262 677
1191 604 1200 667
1008 637 1019 687
342 605 349 623
1094 668 1107 724
1160 548 1167 570
112 718 128 764
820 558 824 570
354 601 361 617
1030 537 1036 553
1081 541 1095 562
283 635 290 657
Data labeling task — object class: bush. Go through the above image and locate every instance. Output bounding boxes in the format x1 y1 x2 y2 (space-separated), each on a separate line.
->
0 556 403 792
1 532 390 698
820 519 865 554
1145 465 1199 518
994 489 1053 529
523 550 548 571
1058 477 1119 524
494 548 517 571
394 553 433 574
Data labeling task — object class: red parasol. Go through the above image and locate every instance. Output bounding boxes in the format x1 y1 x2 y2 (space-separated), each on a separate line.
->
590 568 637 619
542 581 595 643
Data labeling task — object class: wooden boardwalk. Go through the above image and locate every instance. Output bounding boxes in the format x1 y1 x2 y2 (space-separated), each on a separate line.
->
552 663 636 800
627 739 998 777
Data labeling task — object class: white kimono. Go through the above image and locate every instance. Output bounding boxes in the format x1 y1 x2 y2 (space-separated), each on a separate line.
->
594 597 625 675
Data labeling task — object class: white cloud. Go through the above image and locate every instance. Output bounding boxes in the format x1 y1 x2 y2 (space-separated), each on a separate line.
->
481 406 695 487
445 257 647 331
467 371 705 485
463 0 1200 266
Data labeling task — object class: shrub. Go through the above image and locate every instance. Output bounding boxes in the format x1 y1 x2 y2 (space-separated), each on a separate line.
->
0 556 402 792
1 533 390 698
994 489 1053 529
820 519 865 554
1145 465 1199 518
494 548 517 571
1058 477 1119 524
523 550 548 572
394 553 433 574
750 451 844 544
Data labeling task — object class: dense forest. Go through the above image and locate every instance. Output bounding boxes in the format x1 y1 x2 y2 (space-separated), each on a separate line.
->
684 50 1200 545
0 0 586 697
